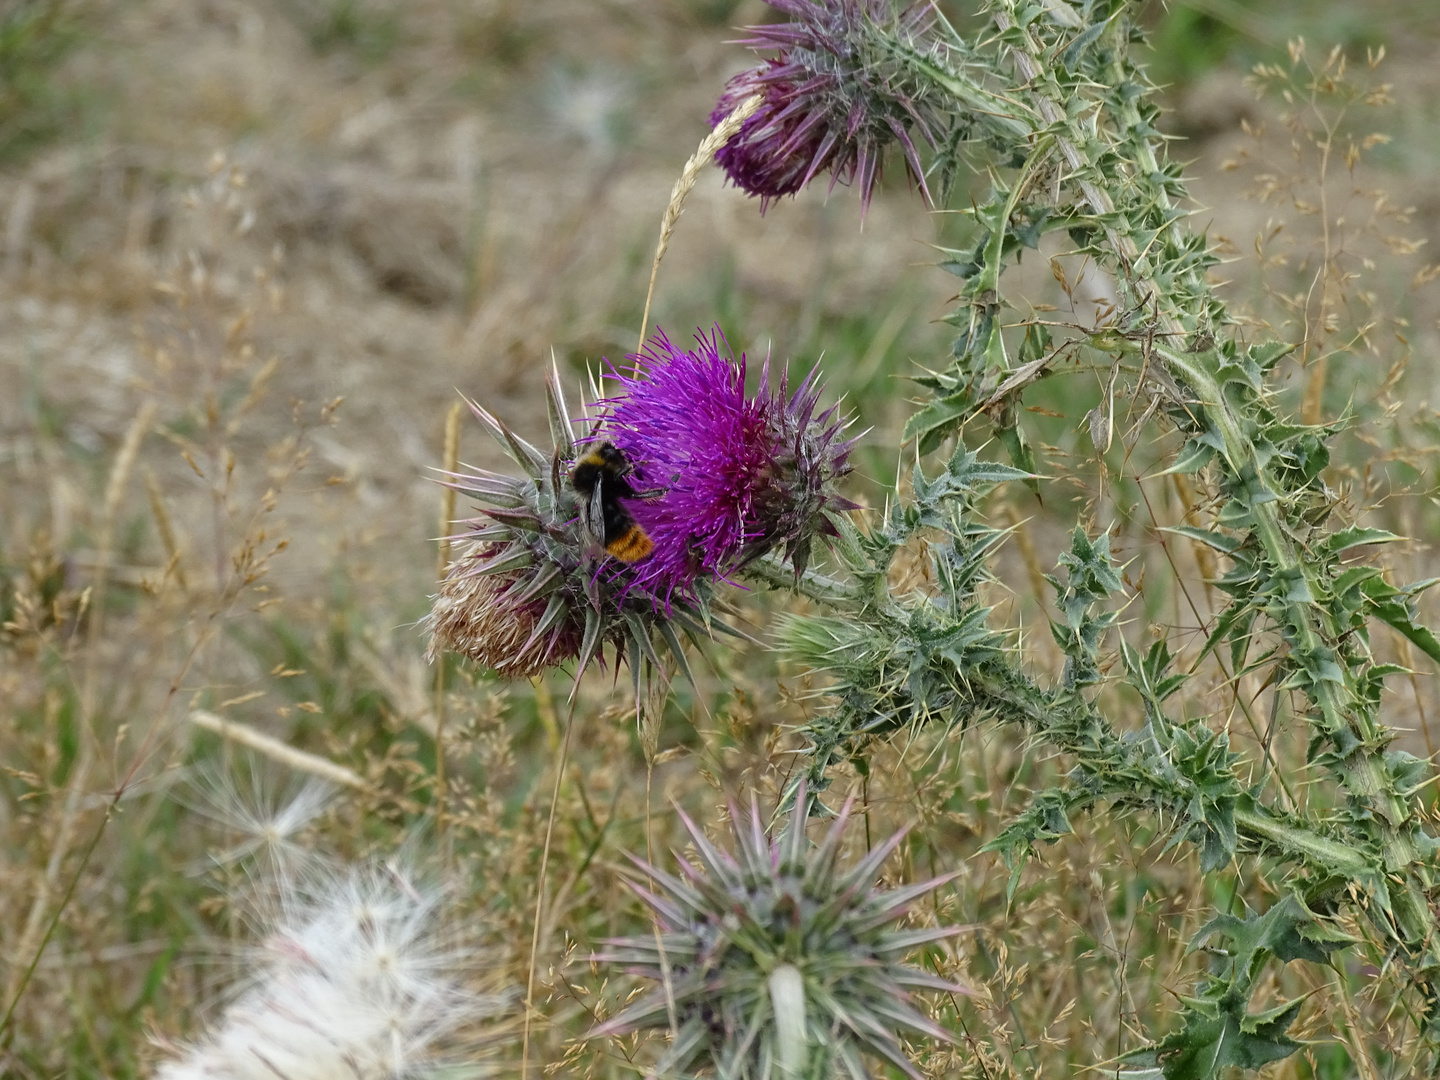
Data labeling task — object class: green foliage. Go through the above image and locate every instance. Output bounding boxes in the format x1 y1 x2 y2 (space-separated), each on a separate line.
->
0 0 83 162
681 0 746 26
773 442 1022 790
774 445 1364 910
1048 528 1123 690
1129 994 1303 1080
279 0 401 63
750 0 1440 1073
1123 894 1352 1079
1144 4 1239 87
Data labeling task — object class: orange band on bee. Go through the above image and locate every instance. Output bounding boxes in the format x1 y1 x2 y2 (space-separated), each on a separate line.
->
606 526 655 563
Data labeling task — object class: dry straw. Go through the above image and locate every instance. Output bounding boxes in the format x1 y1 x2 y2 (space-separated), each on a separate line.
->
188 710 368 792
2 398 156 1043
144 465 190 595
433 398 463 837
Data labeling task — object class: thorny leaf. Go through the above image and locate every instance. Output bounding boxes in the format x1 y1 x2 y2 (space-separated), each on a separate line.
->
1192 893 1353 985
1122 991 1304 1080
742 0 1440 1070
1121 896 1349 1079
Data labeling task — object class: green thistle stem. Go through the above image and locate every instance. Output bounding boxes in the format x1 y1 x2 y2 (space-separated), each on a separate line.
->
951 0 1437 960
1159 342 1431 943
746 553 858 606
725 0 1440 1063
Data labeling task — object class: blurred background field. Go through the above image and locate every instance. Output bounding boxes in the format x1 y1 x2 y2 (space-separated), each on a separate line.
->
2 0 1440 1076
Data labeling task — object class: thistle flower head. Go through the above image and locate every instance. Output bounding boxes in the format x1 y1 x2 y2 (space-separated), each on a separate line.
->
594 782 968 1080
426 359 719 681
712 0 940 211
603 328 855 604
154 858 503 1080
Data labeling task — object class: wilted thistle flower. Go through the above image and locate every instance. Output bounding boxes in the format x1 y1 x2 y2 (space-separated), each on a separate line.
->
711 0 941 211
604 328 855 603
426 360 720 680
154 859 504 1080
594 783 967 1080
428 538 585 678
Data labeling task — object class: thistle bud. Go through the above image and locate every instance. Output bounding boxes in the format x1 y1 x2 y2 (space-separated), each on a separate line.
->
593 782 970 1079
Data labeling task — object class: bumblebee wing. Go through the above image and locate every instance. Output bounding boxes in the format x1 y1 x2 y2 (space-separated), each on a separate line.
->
587 479 608 545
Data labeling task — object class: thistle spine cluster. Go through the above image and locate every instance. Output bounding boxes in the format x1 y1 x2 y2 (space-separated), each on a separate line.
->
593 785 966 1080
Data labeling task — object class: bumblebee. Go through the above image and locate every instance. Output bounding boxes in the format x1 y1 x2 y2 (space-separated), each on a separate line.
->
571 442 655 563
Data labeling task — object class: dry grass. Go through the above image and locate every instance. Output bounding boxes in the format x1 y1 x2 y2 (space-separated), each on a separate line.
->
1 1 1439 1078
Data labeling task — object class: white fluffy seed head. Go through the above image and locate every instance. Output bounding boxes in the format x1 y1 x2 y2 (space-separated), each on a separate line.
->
179 768 336 875
155 860 503 1080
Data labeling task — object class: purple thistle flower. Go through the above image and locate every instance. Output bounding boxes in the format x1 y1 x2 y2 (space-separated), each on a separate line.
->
425 361 723 682
602 328 856 604
711 0 941 212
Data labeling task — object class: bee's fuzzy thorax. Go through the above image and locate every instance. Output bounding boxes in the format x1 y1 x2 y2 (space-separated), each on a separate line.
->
569 442 654 564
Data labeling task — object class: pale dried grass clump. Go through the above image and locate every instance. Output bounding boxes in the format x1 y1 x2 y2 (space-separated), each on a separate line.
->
0 152 353 1066
261 163 469 307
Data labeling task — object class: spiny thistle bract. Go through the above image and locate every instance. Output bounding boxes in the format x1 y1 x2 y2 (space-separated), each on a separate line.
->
605 327 856 602
593 783 967 1080
425 359 721 681
710 0 941 211
153 858 503 1080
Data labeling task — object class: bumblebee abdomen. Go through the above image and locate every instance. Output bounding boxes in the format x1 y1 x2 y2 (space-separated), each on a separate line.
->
605 524 655 563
